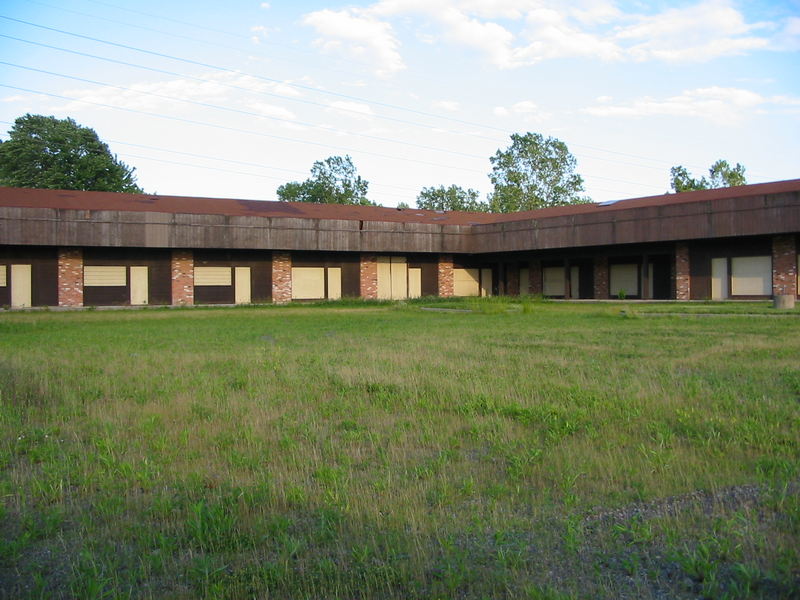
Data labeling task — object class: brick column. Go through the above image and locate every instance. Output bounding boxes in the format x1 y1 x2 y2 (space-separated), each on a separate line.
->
359 254 378 299
674 243 690 301
272 252 292 304
772 235 798 297
171 250 194 306
58 248 83 307
593 256 608 299
437 254 454 297
529 259 542 295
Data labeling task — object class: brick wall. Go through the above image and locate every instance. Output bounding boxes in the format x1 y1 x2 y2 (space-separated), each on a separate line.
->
437 254 454 297
171 250 194 306
772 234 798 297
359 254 378 299
529 259 542 295
272 252 292 303
58 248 83 307
674 243 690 300
593 256 608 299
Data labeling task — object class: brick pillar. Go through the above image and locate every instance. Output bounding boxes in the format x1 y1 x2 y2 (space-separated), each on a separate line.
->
674 243 690 301
593 256 608 299
171 250 194 306
58 248 83 307
437 254 454 297
359 254 378 299
272 252 292 304
772 235 798 297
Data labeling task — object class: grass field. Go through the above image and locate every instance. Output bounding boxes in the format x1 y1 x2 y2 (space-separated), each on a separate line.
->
1 300 798 599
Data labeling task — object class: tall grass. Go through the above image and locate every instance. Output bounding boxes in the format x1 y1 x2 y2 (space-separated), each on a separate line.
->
0 302 798 598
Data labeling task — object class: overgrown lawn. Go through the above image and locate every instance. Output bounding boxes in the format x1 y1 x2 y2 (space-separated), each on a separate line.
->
1 301 798 598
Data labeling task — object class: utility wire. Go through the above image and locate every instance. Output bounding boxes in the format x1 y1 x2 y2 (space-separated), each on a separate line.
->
0 61 489 160
0 14 755 174
0 15 511 133
0 84 489 174
0 33 506 144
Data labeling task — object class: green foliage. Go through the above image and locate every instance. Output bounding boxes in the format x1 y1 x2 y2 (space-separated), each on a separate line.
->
670 159 747 192
416 184 488 212
0 114 142 192
277 155 375 205
488 132 590 212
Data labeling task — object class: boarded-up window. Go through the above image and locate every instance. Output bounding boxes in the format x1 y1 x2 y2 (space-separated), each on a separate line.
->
84 266 126 286
195 266 232 286
376 256 409 300
327 267 342 300
480 268 492 297
10 264 32 308
0 266 6 287
543 266 565 296
291 267 325 299
453 268 480 296
234 267 251 304
570 266 580 299
408 268 422 298
711 257 728 300
519 267 529 295
610 264 638 297
731 256 771 295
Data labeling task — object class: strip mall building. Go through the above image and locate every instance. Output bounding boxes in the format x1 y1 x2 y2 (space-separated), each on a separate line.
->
1 180 798 308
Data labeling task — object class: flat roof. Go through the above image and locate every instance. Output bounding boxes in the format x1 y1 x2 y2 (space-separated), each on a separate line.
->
0 179 798 225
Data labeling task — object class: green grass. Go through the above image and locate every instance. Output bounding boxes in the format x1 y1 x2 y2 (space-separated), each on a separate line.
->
1 301 798 598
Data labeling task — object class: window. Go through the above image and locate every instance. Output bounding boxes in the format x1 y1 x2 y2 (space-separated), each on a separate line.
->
194 266 232 286
731 256 771 296
84 266 126 286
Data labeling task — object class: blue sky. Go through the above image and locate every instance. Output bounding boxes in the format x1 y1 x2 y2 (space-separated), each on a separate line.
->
0 0 798 205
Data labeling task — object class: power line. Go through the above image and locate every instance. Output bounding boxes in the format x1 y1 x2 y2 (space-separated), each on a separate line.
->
0 83 488 175
0 13 765 177
0 61 489 160
0 33 505 144
0 15 511 134
107 139 425 194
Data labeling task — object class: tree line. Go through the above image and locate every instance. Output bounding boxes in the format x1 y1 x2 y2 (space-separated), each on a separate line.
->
0 114 749 212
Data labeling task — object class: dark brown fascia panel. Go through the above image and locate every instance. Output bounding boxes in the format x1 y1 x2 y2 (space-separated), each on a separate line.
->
1 190 798 254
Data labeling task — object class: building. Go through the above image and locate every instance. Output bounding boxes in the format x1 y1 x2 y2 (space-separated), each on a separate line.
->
0 180 798 308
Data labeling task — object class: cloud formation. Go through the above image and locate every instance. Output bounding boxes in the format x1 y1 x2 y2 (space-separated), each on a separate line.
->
302 8 405 77
581 86 799 124
303 0 791 73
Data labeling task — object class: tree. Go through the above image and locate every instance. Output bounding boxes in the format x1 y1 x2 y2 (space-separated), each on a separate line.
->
0 114 142 192
670 160 747 192
416 184 488 212
277 155 375 205
488 132 589 212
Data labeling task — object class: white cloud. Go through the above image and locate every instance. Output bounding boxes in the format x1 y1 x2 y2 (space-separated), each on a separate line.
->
1 95 29 103
260 2 270 8
249 102 296 120
326 100 376 120
580 86 800 124
250 25 272 44
302 8 405 77
361 0 783 69
50 72 304 117
492 100 550 122
617 0 770 62
433 99 460 112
